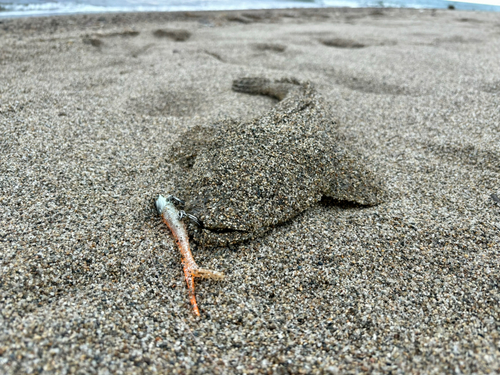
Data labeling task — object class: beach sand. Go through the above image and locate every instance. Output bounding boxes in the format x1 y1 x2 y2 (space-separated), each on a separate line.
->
1 7 499 374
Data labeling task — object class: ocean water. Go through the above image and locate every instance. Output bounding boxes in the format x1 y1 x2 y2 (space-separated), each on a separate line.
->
0 0 499 18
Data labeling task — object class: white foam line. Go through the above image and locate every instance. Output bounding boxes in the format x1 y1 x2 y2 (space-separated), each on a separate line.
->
447 0 500 5
0 1 321 18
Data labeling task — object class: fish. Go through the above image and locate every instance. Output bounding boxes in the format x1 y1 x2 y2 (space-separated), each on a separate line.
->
169 77 386 247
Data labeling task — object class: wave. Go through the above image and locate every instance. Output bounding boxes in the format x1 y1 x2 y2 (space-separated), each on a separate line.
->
0 0 499 18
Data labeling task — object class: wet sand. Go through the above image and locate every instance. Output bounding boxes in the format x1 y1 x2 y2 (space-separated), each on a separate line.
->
1 8 499 374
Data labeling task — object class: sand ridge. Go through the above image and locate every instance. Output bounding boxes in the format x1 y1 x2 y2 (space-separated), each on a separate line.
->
0 7 499 374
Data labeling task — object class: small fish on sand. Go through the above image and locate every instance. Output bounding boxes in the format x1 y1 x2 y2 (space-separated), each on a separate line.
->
169 77 386 247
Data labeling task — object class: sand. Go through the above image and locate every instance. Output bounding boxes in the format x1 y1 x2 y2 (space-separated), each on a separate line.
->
0 7 499 374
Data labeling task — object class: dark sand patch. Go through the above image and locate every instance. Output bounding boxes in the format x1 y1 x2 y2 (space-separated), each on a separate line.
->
203 49 225 62
92 30 140 38
82 37 103 47
153 28 191 41
252 42 287 52
224 14 254 24
332 72 413 95
129 43 156 58
369 9 386 16
433 35 476 44
321 37 366 49
458 17 483 23
424 142 500 173
127 89 204 117
241 12 274 21
480 80 500 93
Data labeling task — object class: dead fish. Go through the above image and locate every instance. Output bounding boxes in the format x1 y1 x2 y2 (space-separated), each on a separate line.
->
169 77 386 247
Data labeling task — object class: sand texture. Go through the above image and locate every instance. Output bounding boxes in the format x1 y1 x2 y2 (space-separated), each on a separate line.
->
1 7 499 374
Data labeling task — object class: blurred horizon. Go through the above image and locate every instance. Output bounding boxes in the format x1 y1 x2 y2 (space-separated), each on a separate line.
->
1 0 499 18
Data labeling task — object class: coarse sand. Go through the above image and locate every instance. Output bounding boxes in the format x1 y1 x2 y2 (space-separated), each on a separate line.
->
0 7 499 374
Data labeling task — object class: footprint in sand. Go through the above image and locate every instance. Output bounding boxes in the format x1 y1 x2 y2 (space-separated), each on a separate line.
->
153 29 191 42
252 43 287 52
82 30 140 48
320 38 365 49
82 37 103 48
424 142 500 173
335 74 412 96
128 89 203 117
92 30 140 38
224 14 255 24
